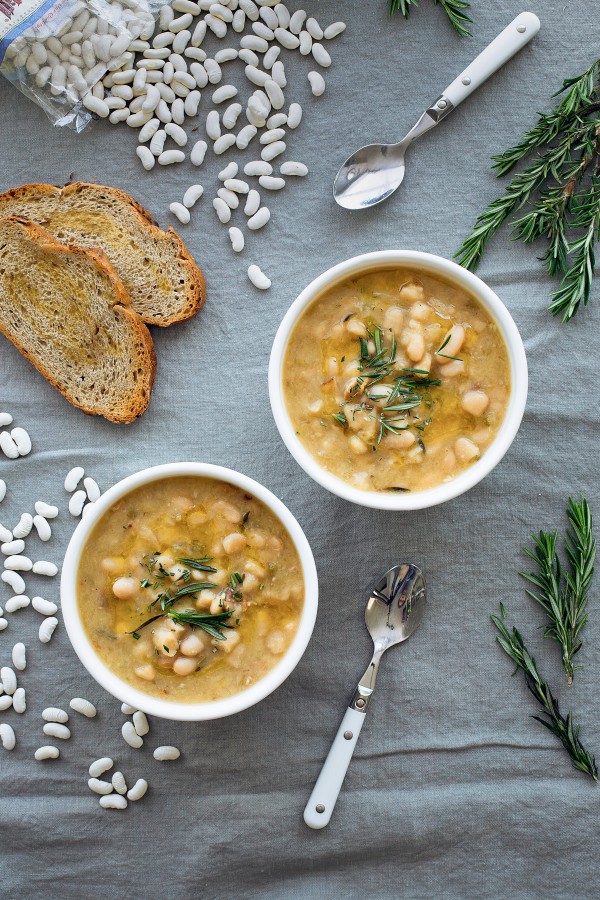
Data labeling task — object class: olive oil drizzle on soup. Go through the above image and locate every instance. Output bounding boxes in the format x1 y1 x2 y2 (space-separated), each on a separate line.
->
283 268 511 493
77 477 304 703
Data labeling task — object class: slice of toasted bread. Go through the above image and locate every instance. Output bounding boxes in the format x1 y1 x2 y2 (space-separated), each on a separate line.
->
0 182 205 327
0 216 156 423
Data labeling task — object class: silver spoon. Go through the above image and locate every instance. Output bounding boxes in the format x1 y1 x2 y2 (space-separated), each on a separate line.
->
304 563 426 829
333 11 541 210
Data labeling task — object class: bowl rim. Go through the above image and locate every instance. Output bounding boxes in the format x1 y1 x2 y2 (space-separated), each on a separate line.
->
60 462 318 721
268 249 528 511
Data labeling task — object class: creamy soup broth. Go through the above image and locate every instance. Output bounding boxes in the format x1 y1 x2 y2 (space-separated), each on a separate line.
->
283 268 511 493
77 476 304 703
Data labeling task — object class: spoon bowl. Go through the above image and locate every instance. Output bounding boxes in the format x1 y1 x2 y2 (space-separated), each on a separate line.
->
333 143 407 210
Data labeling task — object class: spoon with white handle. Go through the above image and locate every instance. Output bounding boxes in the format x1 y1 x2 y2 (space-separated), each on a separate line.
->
304 564 426 829
333 11 541 209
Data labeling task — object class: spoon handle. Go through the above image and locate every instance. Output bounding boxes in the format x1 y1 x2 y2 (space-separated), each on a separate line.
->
303 705 366 830
442 12 540 110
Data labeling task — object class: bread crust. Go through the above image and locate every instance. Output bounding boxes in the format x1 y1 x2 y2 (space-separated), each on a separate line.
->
0 216 157 423
0 182 206 327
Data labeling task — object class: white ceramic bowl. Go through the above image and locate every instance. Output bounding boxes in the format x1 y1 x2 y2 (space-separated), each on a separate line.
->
61 462 318 721
269 250 528 511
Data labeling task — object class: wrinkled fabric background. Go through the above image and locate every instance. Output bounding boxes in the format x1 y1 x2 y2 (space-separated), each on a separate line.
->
1 1 599 897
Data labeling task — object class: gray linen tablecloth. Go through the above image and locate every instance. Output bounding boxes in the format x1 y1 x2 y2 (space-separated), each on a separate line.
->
2 1 600 897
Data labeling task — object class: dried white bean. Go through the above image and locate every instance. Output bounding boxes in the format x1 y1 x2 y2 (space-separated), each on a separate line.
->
12 688 26 714
306 16 323 39
224 178 249 194
244 189 262 215
184 90 201 116
11 427 31 456
240 34 268 52
0 480 5 502
299 29 312 55
39 617 58 644
0 619 6 631
289 9 306 33
248 264 271 289
83 94 110 117
312 42 331 68
274 27 299 49
2 571 25 594
236 124 257 149
215 48 238 63
43 722 70 740
238 48 258 65
32 596 58 616
217 162 237 181
308 70 325 96
2 540 24 555
43 707 68 723
214 134 237 154
13 513 32 539
240 0 259 19
324 21 346 39
170 13 193 33
89 757 113 777
165 122 188 146
122 721 143 748
133 710 149 736
222 102 242 129
112 771 128 794
206 109 221 139
170 202 191 224
263 45 280 68
271 60 286 87
190 140 208 168
127 778 148 801
212 83 238 104
229 227 244 252
1 667 17 694
213 198 232 223
5 596 30 613
0 412 13 427
260 127 285 144
206 13 228 36
285 101 302 130
0 523 10 543
244 160 272 177
245 64 269 86
33 516 52 542
153 745 181 761
158 149 186 165
100 794 127 810
232 9 246 32
35 502 58 519
5 555 32 571
35 746 59 760
0 724 16 750
70 697 96 718
32 561 58 576
69 490 87 517
12 643 26 671
218 187 239 209
204 57 222 83
136 145 155 170
89 777 113 794
259 6 277 27
259 175 285 190
261 140 286 161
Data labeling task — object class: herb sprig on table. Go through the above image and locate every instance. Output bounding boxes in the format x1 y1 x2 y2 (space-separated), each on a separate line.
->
389 0 472 38
491 606 598 782
521 497 596 685
455 59 600 320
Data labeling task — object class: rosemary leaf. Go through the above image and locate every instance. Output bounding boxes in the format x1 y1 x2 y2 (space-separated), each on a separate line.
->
389 0 472 37
491 609 598 782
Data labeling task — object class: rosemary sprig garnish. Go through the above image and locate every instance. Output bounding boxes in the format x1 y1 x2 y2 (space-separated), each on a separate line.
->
491 606 597 781
389 0 472 37
455 59 600 320
520 497 595 685
176 557 218 574
128 608 234 641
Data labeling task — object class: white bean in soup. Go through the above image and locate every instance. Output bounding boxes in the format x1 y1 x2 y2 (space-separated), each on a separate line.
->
282 268 511 494
76 477 304 703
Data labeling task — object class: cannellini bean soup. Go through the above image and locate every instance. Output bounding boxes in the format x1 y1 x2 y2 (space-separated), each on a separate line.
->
283 267 511 494
77 476 304 703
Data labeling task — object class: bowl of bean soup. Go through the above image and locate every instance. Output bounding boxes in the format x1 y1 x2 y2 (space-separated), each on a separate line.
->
61 463 318 720
269 251 527 510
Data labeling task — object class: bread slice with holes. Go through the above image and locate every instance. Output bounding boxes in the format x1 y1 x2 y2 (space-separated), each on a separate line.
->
0 182 205 327
0 216 156 423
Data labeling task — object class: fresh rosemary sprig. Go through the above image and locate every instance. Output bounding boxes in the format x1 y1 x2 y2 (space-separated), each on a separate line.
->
455 59 600 321
389 0 472 37
491 606 598 781
520 497 595 685
128 608 234 641
175 557 218 574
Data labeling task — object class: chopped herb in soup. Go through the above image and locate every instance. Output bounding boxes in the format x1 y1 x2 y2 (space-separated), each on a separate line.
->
283 268 511 493
77 476 304 703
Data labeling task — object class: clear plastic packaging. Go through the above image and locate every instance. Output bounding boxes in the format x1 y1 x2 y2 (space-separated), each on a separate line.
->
0 0 159 131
